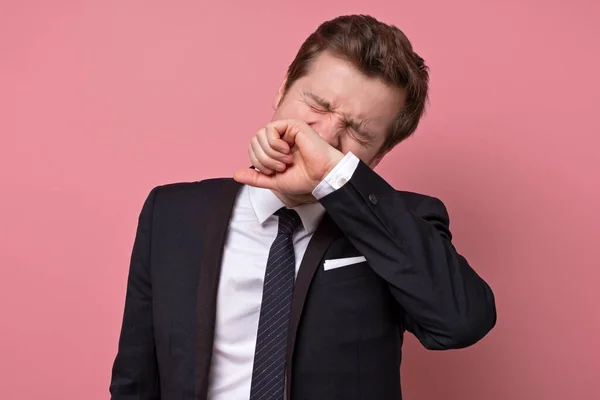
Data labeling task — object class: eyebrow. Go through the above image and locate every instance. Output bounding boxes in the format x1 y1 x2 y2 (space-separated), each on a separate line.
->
303 91 376 141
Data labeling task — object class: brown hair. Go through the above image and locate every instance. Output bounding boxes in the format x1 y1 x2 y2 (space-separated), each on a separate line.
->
284 14 429 157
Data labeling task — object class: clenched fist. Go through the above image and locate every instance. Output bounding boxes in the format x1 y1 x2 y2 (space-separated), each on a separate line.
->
234 119 344 201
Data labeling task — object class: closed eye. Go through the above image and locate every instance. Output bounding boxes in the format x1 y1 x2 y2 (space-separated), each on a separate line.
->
303 91 332 112
309 99 332 114
308 103 328 113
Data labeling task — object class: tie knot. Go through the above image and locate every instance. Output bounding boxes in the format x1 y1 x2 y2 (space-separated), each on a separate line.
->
275 207 301 236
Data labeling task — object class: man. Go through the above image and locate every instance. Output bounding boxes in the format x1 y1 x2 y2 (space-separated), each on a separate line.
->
110 14 496 400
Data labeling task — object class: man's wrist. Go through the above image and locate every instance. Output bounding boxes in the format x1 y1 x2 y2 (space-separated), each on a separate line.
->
312 152 360 200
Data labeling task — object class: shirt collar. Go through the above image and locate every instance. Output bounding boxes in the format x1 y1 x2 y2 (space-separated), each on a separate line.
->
247 185 325 234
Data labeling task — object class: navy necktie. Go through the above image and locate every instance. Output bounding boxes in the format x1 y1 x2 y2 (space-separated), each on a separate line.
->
249 207 301 400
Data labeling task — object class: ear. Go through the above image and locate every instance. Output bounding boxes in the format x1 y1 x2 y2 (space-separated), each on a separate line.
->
272 75 288 110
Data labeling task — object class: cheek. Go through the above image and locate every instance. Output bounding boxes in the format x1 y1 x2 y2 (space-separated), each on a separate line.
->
338 136 361 155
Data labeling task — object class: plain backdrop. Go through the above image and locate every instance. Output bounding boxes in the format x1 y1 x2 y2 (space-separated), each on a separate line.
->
1 0 599 399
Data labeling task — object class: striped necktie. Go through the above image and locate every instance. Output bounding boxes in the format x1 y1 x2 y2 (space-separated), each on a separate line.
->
249 207 301 400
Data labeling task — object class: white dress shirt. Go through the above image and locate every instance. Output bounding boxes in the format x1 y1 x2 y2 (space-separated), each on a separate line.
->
207 152 360 400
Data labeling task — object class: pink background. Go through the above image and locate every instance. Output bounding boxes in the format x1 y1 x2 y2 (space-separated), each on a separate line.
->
1 0 599 399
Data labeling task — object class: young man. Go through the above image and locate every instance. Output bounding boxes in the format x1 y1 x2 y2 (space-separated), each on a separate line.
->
110 14 496 400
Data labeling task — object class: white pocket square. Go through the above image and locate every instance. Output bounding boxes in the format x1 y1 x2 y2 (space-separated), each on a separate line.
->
323 256 367 271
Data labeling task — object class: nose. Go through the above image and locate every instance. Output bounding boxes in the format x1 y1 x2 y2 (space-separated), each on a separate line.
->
310 117 340 148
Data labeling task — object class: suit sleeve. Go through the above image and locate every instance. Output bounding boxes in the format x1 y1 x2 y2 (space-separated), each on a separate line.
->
110 187 161 399
318 161 497 350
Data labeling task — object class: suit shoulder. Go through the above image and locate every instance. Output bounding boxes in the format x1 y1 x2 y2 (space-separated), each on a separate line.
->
149 177 236 207
396 190 445 210
154 177 231 195
397 190 451 233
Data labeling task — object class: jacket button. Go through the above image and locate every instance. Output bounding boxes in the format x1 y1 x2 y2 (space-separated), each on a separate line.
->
368 194 378 205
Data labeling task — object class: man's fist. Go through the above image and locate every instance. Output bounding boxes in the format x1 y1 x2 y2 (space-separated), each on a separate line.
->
234 119 344 196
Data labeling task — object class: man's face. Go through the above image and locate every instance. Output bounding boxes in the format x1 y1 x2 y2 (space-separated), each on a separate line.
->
272 51 405 168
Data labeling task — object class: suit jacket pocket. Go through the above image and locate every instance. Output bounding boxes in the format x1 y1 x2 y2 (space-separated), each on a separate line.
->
316 261 369 286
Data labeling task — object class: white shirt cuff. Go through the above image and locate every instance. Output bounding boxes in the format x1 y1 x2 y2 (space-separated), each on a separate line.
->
312 152 360 200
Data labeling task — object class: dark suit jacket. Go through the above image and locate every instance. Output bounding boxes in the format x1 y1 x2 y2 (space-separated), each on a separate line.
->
110 161 496 400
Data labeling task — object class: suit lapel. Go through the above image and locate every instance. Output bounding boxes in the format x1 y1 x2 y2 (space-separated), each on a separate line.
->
195 178 242 400
285 214 341 397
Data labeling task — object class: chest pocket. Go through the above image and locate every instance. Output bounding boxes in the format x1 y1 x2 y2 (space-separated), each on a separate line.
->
313 238 372 286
